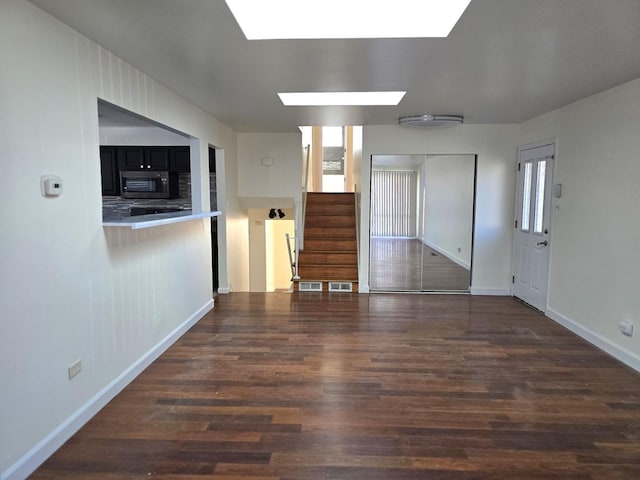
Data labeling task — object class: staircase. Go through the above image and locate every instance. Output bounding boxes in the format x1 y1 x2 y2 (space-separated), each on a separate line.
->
295 192 358 292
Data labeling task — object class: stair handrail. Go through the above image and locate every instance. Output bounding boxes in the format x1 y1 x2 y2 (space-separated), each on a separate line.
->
293 201 301 279
354 184 359 260
301 144 311 249
285 233 296 279
294 144 311 280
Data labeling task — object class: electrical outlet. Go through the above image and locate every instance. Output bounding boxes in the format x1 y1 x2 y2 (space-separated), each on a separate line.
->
618 320 634 337
68 359 82 380
457 246 462 253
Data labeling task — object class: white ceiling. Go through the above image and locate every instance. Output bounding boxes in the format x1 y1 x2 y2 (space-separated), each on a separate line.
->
29 0 640 132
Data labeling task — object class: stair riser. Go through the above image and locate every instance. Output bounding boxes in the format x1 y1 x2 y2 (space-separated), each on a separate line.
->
297 267 358 279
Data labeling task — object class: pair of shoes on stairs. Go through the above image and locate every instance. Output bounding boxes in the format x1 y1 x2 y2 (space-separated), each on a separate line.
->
269 208 285 219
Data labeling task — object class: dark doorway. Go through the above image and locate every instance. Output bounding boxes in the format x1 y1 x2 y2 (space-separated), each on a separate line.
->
209 147 219 293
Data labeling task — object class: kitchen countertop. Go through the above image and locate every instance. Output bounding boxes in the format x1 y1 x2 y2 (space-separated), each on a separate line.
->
103 210 221 229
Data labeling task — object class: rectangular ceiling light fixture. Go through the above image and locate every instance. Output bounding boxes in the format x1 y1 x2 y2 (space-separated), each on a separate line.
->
225 0 472 40
278 91 406 106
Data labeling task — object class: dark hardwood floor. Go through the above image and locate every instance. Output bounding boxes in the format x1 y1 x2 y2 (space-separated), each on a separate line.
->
370 238 470 291
32 293 640 479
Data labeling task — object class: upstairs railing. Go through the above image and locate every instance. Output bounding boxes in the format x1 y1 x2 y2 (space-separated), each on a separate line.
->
289 144 311 280
354 184 359 259
285 232 296 280
300 144 311 249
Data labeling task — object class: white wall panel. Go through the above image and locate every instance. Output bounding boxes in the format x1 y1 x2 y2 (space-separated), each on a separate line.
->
0 1 244 477
237 132 303 203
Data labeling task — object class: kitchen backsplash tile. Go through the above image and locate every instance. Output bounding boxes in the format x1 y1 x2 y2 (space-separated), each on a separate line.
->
102 172 192 220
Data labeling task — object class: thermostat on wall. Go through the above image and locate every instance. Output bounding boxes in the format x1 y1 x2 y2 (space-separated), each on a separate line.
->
41 175 63 197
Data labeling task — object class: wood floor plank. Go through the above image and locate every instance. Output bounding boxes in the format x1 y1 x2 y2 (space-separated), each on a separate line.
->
31 293 640 479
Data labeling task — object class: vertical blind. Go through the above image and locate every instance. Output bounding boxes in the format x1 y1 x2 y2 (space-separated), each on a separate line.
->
371 170 417 237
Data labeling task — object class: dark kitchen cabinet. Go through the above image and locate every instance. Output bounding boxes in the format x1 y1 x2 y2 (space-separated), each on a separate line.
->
117 146 169 170
100 146 119 196
169 146 191 172
117 146 146 170
145 147 170 170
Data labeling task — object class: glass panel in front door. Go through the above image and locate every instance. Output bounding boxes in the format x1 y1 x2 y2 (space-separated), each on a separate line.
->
533 159 547 234
521 161 533 232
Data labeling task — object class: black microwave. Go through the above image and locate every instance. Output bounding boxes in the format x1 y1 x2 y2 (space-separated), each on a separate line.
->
120 171 178 199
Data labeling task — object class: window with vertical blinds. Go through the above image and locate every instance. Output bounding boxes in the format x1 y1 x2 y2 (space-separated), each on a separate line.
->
370 170 417 237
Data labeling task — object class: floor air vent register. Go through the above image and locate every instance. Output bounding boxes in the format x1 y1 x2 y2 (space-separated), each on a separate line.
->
298 282 353 292
328 282 353 292
298 282 323 292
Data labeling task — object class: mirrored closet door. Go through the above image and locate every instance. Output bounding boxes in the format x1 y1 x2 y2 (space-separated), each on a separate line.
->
369 154 476 292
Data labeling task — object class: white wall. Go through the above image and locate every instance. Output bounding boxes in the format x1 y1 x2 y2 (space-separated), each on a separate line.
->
236 133 302 292
247 208 294 292
215 144 249 294
248 209 268 292
361 124 520 294
519 77 640 369
99 125 190 145
237 132 303 203
0 1 246 477
266 219 295 291
421 155 475 269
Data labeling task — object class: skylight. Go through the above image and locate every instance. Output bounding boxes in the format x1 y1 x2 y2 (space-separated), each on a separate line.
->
278 91 406 106
225 0 472 40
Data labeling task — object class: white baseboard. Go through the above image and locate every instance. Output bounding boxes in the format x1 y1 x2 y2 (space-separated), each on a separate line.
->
546 308 640 373
470 287 511 296
421 239 470 270
1 300 214 480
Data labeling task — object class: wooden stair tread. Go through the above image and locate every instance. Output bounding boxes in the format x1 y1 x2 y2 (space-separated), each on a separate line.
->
306 205 354 214
304 216 356 227
298 252 358 265
304 228 356 239
298 264 358 270
302 240 357 251
307 192 355 201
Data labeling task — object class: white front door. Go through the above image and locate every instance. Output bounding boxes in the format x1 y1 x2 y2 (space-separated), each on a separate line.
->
513 143 554 311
